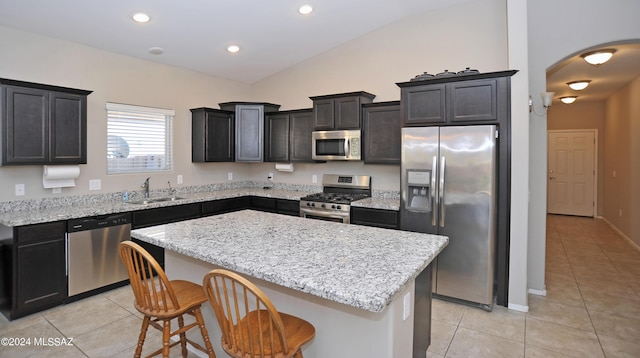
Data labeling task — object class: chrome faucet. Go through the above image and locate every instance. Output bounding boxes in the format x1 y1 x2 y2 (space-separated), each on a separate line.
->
141 177 150 199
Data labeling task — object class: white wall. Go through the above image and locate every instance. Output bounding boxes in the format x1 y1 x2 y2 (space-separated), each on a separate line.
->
526 0 640 295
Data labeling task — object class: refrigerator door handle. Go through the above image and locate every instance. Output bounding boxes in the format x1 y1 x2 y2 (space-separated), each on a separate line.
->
431 156 437 226
439 156 446 227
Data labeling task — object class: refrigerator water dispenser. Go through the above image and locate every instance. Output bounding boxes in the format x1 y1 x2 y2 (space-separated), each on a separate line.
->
406 169 431 211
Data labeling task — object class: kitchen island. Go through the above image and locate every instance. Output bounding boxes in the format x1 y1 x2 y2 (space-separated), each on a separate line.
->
131 209 447 358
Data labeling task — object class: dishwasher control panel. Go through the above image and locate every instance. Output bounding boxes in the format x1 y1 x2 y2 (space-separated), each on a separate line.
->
67 213 132 232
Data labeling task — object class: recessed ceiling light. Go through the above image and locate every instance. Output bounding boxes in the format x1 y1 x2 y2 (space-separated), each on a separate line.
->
298 5 313 15
581 49 616 65
560 96 578 104
132 13 150 23
567 80 591 91
227 45 240 53
148 47 164 55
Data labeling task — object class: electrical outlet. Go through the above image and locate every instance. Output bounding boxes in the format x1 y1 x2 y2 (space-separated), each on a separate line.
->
228 172 233 181
89 179 101 191
15 184 25 196
268 172 273 181
177 174 183 184
312 175 317 183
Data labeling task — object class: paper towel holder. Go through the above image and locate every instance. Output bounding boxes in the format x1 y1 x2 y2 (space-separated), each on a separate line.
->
275 162 294 172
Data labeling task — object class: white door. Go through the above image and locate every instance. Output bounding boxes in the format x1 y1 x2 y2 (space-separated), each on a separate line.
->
547 130 596 217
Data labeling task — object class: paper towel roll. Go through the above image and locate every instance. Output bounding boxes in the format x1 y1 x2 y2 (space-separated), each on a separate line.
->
275 162 294 172
43 165 81 188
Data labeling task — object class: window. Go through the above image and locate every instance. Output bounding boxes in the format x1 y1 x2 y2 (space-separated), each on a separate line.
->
106 102 174 174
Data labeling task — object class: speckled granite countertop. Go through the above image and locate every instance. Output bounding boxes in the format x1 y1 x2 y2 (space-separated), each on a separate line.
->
131 210 447 313
0 185 400 227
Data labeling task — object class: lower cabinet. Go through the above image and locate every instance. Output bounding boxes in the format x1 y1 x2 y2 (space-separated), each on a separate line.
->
12 221 67 319
276 199 300 216
132 203 202 229
250 196 276 212
351 207 399 229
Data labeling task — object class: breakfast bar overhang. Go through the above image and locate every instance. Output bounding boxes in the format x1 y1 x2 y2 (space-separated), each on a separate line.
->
131 210 448 358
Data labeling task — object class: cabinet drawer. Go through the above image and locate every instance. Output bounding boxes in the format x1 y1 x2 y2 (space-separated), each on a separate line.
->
132 203 202 229
351 207 398 229
250 196 276 212
202 197 250 215
16 221 66 245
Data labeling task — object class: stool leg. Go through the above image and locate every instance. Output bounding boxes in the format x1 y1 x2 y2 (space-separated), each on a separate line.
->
178 315 188 357
163 319 171 358
194 307 216 357
135 316 151 358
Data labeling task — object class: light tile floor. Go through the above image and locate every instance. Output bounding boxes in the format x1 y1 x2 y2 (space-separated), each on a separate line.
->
1 215 639 357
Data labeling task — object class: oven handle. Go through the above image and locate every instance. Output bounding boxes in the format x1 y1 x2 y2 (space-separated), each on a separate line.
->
300 207 349 222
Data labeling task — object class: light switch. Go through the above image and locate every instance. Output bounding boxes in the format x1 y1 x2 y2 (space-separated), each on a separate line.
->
228 172 233 181
177 174 183 184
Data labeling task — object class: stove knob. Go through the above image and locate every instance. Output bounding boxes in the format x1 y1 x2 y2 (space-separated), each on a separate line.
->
330 204 336 209
336 205 342 210
321 203 326 208
310 202 315 207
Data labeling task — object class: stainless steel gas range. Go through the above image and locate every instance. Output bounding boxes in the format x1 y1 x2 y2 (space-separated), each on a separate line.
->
299 174 371 224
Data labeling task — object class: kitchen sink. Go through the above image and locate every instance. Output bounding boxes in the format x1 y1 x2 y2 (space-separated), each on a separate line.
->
126 197 186 205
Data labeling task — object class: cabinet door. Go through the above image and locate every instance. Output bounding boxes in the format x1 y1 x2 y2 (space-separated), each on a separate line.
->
351 207 398 229
202 197 250 216
250 196 277 212
14 221 66 319
132 203 202 229
448 79 497 122
265 113 290 162
236 105 264 162
207 110 234 162
313 99 334 130
363 103 400 164
334 96 362 129
401 84 446 126
3 86 48 164
290 110 313 162
50 91 86 163
275 199 300 216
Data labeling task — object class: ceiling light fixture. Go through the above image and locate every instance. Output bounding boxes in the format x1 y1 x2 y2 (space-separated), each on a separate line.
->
148 47 164 55
132 13 150 23
581 49 616 65
227 45 240 53
567 80 591 91
298 5 313 15
529 92 555 115
560 96 578 104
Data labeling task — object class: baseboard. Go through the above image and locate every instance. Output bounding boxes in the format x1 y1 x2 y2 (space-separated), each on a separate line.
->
507 302 529 312
601 217 640 253
528 288 547 296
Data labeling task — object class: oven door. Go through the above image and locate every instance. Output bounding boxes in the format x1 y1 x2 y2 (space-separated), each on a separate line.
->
300 207 350 224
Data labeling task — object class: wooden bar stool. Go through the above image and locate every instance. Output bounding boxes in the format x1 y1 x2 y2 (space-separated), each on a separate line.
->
119 241 216 358
203 269 315 358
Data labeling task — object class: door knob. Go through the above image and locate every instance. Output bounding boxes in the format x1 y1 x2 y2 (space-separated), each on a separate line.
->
549 176 556 180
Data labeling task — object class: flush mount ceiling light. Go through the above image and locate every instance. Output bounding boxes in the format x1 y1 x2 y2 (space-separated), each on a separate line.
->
298 5 313 15
560 96 578 104
132 12 150 23
227 45 240 53
567 80 591 91
581 49 616 65
148 47 164 55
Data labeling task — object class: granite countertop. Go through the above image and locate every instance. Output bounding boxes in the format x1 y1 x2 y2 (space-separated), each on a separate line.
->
0 186 400 227
131 209 447 313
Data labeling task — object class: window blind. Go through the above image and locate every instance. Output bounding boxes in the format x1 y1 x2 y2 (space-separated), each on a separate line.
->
106 103 174 174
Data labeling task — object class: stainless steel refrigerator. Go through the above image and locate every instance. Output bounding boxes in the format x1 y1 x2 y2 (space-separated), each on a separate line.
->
400 125 497 309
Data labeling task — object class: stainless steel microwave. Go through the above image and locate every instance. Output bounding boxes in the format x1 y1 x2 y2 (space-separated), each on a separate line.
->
312 129 361 161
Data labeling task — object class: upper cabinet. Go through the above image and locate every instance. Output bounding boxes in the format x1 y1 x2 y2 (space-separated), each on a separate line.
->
397 70 517 127
1 78 92 165
220 102 280 162
264 109 314 163
309 92 375 130
362 101 401 165
191 107 235 162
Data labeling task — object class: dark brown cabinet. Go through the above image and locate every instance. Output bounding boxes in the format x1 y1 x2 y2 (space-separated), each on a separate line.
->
191 107 235 162
202 197 250 216
265 109 314 162
11 221 67 319
398 71 515 126
362 101 401 164
1 78 91 165
310 92 375 130
351 207 398 229
219 102 280 162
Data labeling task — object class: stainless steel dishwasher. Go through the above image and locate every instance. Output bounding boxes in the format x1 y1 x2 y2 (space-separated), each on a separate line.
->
67 213 131 297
